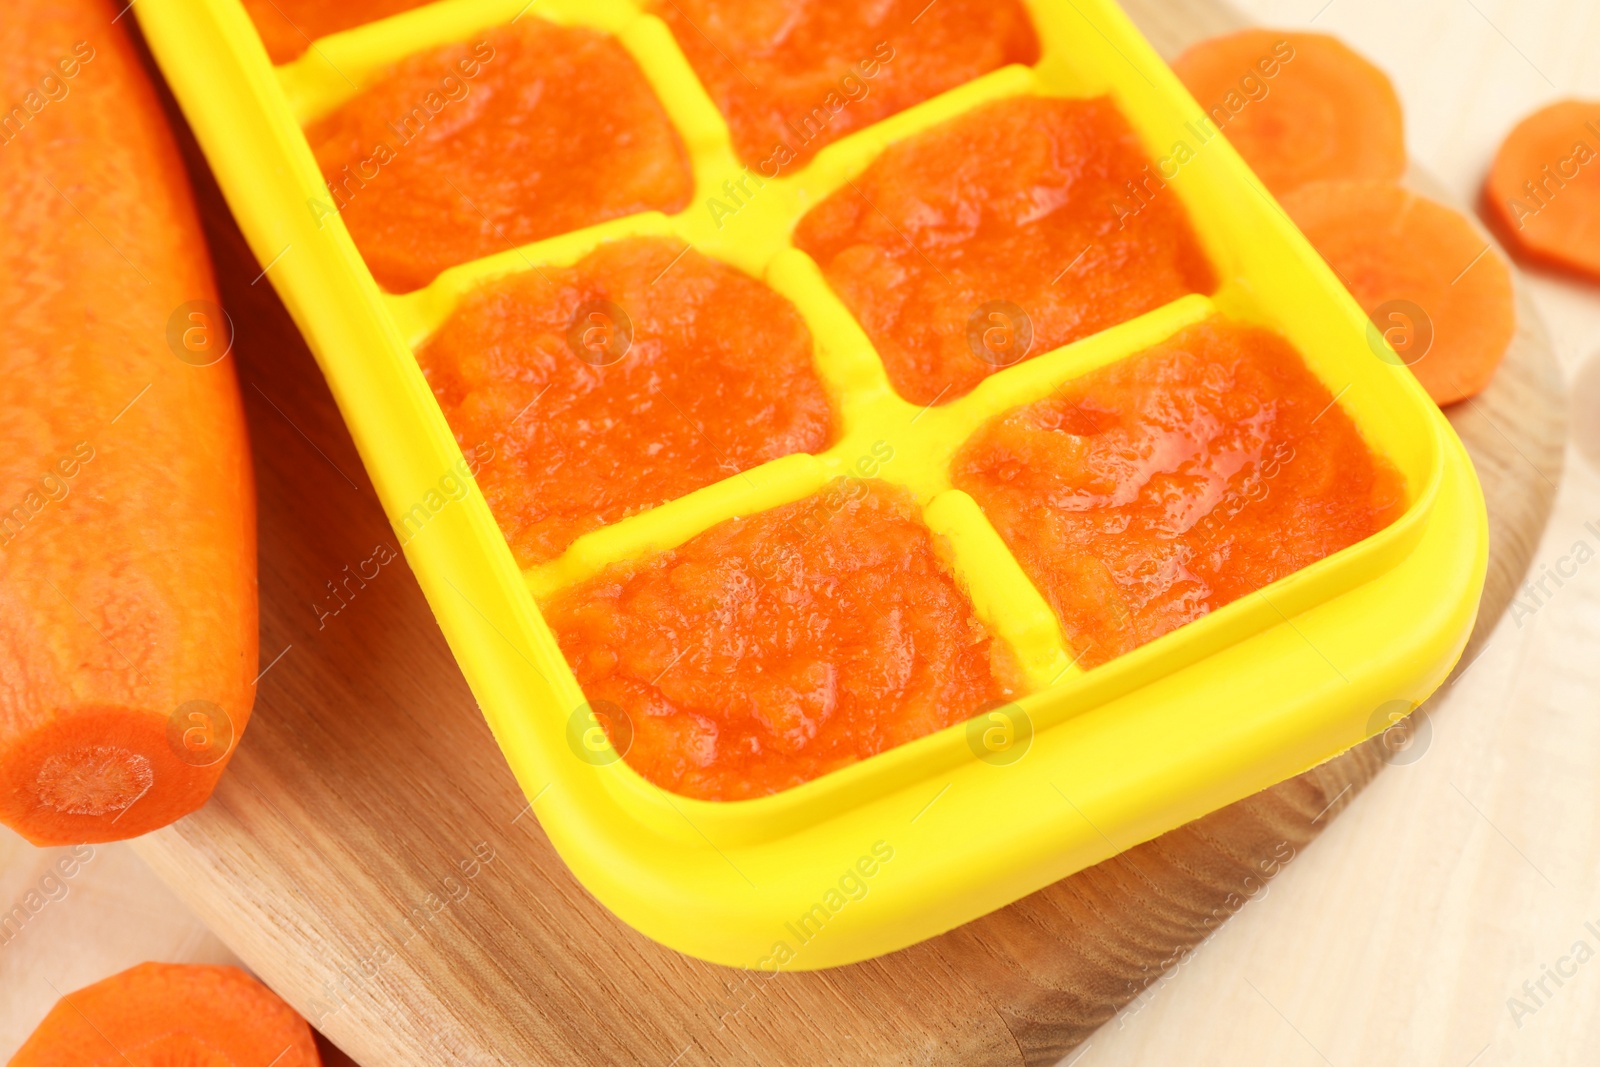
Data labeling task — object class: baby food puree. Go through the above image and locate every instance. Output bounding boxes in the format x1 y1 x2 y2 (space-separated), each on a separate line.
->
954 320 1404 667
308 19 692 292
544 480 1020 800
417 238 833 566
654 0 1038 169
796 96 1216 406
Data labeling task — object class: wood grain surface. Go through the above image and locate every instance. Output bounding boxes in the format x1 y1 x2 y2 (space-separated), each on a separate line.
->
88 2 1564 1065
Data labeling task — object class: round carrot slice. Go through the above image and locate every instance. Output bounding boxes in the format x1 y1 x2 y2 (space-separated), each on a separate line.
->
1486 99 1600 281
1280 180 1516 406
1172 30 1406 195
11 963 320 1067
1 0 257 844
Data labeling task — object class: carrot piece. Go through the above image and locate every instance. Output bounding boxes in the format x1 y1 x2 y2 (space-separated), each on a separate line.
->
1171 30 1406 195
11 962 321 1066
1485 100 1600 281
0 0 257 844
1280 180 1516 406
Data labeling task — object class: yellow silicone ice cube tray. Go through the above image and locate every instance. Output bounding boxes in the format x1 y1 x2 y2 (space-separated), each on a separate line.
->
136 0 1488 969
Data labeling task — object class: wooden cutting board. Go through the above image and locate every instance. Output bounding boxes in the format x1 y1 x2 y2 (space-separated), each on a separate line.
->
131 2 1566 1064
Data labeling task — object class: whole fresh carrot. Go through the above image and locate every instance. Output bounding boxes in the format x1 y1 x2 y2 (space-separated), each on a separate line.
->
0 0 257 844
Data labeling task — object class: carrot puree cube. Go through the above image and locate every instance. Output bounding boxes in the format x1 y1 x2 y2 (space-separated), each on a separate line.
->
795 96 1217 406
953 320 1405 668
653 0 1038 169
416 238 833 566
307 19 693 292
243 0 430 64
543 480 1020 800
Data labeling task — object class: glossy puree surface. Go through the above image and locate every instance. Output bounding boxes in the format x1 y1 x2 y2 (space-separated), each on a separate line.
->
417 238 833 566
308 20 692 292
544 480 1019 800
953 320 1405 667
795 96 1216 406
654 0 1038 169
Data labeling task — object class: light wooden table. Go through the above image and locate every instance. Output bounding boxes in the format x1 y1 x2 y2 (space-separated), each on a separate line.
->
1075 2 1600 1065
4 1 1598 1064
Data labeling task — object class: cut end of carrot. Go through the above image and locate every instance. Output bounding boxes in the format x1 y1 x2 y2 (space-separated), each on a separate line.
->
1486 99 1600 282
4 0 260 849
11 962 321 1067
1281 179 1516 406
35 744 156 817
0 705 239 845
1172 29 1406 196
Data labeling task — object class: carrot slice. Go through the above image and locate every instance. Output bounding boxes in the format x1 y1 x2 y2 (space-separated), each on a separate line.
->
0 0 257 844
1486 99 1600 281
1172 30 1406 195
1280 180 1516 406
11 963 320 1066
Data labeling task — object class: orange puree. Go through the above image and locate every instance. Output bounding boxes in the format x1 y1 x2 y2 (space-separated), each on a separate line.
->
795 96 1217 407
417 238 833 567
242 0 428 64
653 0 1038 170
544 480 1019 800
952 320 1405 668
307 20 693 293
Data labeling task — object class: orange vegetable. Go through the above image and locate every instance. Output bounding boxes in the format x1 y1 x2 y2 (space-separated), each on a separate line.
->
793 95 1215 407
418 237 833 566
11 962 320 1066
652 0 1039 169
1172 30 1405 195
953 319 1404 668
306 18 693 293
1281 180 1515 405
0 0 257 844
241 0 428 64
544 480 1018 800
1486 99 1600 281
